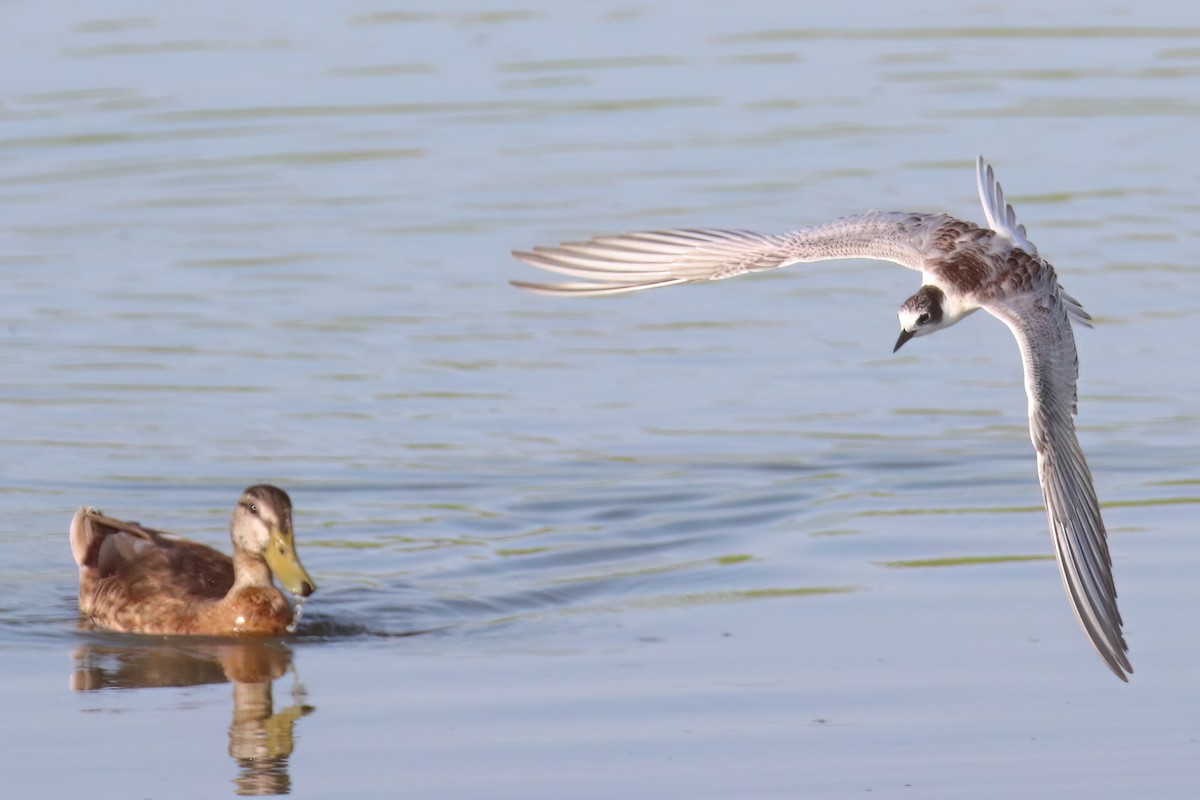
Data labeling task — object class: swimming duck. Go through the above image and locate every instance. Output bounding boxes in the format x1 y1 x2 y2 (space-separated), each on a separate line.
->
71 485 316 635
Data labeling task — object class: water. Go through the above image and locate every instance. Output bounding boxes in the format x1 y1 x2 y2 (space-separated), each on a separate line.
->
3 1 1200 797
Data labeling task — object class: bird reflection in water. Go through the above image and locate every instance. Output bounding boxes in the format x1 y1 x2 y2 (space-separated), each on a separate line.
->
70 637 313 796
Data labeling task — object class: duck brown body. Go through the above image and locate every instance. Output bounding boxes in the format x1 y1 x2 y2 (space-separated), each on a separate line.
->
71 485 315 636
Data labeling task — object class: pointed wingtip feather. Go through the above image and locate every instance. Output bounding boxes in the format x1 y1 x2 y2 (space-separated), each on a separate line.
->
509 277 687 297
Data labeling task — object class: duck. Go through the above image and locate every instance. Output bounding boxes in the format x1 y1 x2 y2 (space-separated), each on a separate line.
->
71 484 316 636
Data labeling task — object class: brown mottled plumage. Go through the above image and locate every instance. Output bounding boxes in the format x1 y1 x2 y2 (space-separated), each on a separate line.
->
71 485 316 636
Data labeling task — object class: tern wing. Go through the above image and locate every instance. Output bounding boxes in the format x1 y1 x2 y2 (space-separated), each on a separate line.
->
511 212 943 296
976 156 1038 256
986 293 1131 681
976 156 1095 328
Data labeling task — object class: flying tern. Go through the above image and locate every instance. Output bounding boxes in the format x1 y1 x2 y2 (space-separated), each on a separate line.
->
512 157 1131 680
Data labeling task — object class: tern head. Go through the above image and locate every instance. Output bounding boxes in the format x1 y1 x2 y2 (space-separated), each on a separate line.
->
894 285 948 353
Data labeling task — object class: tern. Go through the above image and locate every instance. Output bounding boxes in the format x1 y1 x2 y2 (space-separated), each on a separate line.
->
511 157 1131 681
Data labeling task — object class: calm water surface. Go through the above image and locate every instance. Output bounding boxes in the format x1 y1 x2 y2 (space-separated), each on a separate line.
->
3 1 1200 797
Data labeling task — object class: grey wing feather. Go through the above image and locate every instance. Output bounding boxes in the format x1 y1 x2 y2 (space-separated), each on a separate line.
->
511 212 940 296
976 157 1094 330
986 295 1131 681
976 156 1038 256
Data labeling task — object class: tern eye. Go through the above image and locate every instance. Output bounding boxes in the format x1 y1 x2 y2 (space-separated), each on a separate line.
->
917 313 930 325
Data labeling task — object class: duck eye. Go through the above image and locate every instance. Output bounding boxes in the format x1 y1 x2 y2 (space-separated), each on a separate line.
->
247 502 258 515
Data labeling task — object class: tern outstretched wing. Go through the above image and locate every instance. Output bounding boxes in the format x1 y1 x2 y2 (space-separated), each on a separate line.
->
511 212 952 296
986 294 1131 680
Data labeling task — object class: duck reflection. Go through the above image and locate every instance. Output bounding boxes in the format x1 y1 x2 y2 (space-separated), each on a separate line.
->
70 637 313 796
